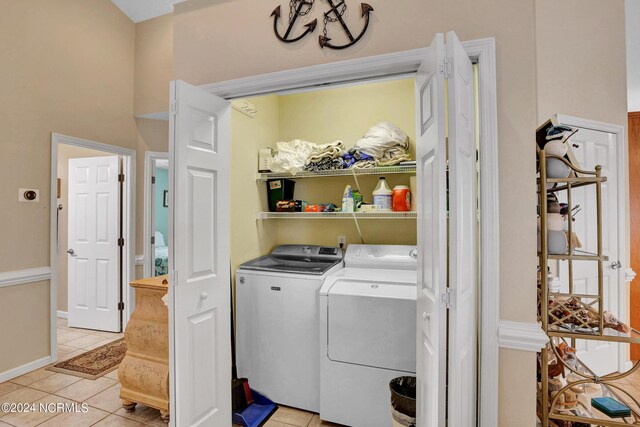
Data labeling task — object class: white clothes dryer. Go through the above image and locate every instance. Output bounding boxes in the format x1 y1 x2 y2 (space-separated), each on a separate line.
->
319 244 417 427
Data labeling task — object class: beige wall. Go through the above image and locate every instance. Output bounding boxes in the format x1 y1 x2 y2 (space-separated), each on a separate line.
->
56 145 115 313
230 96 280 275
172 0 629 424
535 0 628 127
133 13 173 279
135 14 173 115
0 0 136 375
0 282 50 373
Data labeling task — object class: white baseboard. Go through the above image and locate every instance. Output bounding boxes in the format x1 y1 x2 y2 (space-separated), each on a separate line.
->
135 254 144 266
0 355 55 383
57 311 68 319
498 320 549 352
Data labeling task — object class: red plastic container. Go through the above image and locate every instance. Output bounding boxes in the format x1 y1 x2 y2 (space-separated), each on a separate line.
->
392 186 411 212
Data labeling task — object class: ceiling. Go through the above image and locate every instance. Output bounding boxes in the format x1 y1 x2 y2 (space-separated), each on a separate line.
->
110 0 188 23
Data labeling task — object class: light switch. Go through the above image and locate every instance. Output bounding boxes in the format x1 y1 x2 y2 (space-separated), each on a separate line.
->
19 188 40 202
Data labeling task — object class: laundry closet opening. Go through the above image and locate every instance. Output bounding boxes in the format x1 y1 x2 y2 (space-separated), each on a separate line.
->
225 72 479 426
167 34 492 427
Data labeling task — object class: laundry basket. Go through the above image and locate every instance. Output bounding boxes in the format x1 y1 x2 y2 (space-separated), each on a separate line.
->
390 376 416 427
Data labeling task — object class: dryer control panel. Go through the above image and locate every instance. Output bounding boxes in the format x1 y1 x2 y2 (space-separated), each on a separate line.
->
344 244 418 270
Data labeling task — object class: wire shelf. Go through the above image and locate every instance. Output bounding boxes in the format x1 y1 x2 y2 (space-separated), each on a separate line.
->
256 211 417 220
256 165 416 181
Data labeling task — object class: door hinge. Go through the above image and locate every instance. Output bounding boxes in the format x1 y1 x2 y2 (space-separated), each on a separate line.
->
118 302 124 311
151 236 155 245
170 102 178 115
151 176 156 184
118 237 124 247
118 173 125 183
442 288 456 309
440 58 453 79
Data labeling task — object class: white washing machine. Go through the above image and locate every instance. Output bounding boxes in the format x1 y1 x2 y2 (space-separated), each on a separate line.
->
236 245 344 413
319 244 417 427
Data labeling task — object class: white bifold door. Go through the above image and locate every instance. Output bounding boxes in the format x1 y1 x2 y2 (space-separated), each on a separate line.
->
416 32 478 427
67 156 121 332
169 80 232 426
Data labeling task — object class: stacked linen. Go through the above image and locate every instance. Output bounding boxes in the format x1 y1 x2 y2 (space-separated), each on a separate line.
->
304 141 346 172
353 122 412 166
270 139 319 175
342 149 375 169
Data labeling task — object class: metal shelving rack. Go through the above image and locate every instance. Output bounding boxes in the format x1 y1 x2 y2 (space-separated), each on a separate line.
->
256 165 416 181
256 165 417 226
256 211 417 220
538 147 640 426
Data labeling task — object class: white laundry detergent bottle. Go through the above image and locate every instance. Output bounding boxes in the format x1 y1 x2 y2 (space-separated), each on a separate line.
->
372 177 392 211
342 184 355 213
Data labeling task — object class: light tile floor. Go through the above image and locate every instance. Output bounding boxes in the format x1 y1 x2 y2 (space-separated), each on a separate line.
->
0 318 146 427
0 319 340 426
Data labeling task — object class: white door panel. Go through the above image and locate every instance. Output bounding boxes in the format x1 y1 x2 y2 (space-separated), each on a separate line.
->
68 156 120 332
169 80 231 426
558 128 619 375
446 31 478 427
416 32 478 427
415 32 447 427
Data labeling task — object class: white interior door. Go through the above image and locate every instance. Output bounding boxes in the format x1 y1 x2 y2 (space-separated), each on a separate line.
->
67 156 121 332
558 127 620 375
169 80 232 426
445 31 478 427
415 32 448 427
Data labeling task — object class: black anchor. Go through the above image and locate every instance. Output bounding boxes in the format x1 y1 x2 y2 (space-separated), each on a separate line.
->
271 2 318 43
319 1 373 50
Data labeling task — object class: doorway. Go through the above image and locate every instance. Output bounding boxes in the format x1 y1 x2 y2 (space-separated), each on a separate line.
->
555 115 633 376
143 152 170 279
50 133 136 361
167 34 499 427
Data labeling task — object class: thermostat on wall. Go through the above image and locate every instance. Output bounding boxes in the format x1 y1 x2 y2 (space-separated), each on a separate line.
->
19 188 40 202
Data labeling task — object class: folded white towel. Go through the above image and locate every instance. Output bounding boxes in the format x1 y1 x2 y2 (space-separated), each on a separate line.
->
306 140 345 163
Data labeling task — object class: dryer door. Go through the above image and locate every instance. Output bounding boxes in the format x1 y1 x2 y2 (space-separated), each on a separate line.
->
327 279 416 372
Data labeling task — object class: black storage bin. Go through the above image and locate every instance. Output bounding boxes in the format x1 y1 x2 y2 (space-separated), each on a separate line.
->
266 179 295 212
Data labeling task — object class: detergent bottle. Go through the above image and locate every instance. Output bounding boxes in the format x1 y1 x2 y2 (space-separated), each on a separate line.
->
372 177 392 211
342 185 355 213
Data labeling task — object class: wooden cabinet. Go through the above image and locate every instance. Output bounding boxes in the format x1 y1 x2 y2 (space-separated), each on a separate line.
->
118 275 170 422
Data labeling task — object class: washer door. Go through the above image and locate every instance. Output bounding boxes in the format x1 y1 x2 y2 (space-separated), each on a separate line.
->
327 279 416 372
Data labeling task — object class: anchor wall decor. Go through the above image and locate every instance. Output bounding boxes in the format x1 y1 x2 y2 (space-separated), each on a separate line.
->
270 0 373 50
271 1 318 43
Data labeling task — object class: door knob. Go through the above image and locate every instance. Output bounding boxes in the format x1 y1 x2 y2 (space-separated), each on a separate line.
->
422 312 430 320
611 261 622 270
201 292 208 300
67 249 75 255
